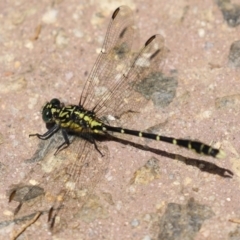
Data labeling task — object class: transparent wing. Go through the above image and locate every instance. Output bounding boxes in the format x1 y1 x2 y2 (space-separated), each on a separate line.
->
64 138 109 199
79 6 135 110
79 6 168 122
93 34 168 119
7 131 109 229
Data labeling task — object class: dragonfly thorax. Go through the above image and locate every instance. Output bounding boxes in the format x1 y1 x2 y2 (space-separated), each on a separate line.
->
42 98 102 132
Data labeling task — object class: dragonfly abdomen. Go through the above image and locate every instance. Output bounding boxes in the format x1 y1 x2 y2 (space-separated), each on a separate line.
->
95 124 225 158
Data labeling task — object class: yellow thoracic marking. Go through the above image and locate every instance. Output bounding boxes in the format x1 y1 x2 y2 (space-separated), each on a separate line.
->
61 121 83 132
60 112 69 118
60 106 76 118
121 129 125 133
138 132 142 137
51 108 60 114
90 120 102 127
74 112 84 119
156 135 160 141
173 139 177 145
188 142 192 149
84 116 91 122
90 120 103 134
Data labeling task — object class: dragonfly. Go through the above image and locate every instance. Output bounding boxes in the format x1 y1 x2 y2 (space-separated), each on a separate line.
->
9 5 225 232
31 6 225 159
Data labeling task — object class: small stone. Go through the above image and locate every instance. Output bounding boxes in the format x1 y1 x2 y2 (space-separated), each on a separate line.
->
42 9 58 24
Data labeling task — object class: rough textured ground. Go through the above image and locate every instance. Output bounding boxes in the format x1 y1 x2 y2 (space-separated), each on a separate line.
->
0 0 240 239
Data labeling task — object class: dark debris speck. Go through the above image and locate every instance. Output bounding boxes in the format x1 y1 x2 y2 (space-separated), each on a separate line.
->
216 0 240 27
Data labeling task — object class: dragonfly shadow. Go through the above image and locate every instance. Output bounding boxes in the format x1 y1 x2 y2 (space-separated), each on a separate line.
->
107 135 233 179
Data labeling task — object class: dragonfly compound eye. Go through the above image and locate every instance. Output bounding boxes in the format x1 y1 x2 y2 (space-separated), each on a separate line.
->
42 108 53 123
50 98 61 107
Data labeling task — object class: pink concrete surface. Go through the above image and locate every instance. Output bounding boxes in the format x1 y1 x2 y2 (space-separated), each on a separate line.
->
0 0 240 239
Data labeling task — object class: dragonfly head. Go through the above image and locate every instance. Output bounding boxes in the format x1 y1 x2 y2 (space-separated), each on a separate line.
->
42 98 61 123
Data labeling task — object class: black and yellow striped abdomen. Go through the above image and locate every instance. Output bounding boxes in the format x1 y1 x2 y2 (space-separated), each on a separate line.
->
94 125 225 158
